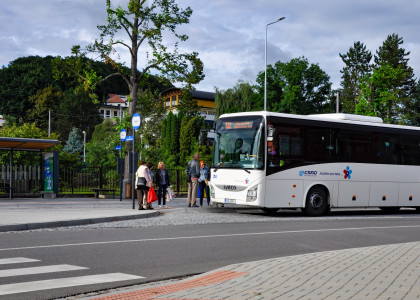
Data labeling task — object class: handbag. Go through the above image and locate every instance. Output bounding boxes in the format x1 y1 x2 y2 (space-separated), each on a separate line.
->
186 173 191 183
147 186 158 203
137 177 147 189
166 186 175 201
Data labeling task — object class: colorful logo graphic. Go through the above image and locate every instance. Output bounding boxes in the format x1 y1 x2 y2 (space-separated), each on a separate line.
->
245 178 249 184
343 166 352 179
299 170 305 176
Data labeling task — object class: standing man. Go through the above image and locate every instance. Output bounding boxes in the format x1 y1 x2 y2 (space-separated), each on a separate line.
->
186 152 200 207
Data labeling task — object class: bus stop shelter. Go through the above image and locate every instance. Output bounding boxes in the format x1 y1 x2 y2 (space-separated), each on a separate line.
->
0 137 60 199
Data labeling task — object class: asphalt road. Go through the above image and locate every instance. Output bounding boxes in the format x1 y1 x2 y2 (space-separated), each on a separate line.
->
1 208 420 299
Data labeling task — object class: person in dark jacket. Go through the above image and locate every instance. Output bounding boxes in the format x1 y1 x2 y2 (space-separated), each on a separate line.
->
186 152 200 207
198 160 211 207
154 161 170 208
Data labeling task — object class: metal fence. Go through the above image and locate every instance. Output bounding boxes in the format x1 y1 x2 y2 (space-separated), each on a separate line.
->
0 165 42 195
59 167 189 195
0 165 189 196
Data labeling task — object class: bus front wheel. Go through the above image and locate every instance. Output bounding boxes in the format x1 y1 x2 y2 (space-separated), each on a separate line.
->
303 186 328 217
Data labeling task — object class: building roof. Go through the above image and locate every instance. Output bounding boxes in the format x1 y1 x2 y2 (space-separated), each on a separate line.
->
162 88 215 101
191 90 215 101
107 94 127 104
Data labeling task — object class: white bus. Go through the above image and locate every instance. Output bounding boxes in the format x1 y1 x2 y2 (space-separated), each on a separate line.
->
210 111 420 216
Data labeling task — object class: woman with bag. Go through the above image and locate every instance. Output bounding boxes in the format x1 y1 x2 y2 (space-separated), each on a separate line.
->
145 162 155 209
198 161 210 207
135 161 148 210
153 161 170 208
135 161 153 210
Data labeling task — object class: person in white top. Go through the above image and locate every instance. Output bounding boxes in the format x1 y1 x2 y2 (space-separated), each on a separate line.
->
135 160 152 210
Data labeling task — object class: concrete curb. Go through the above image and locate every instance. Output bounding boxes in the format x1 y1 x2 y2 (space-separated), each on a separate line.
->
0 210 159 232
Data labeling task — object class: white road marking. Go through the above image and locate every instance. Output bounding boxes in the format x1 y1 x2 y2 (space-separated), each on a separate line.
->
0 273 143 295
0 225 420 252
0 264 88 278
0 257 40 265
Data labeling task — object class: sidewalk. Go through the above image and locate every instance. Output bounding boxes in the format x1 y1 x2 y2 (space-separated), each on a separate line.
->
0 197 158 232
85 241 420 300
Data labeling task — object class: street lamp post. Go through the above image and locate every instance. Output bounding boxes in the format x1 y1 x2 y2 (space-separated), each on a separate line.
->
264 17 285 111
82 131 86 162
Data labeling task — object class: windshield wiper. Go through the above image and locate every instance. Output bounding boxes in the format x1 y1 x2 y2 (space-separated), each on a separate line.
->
214 161 223 172
242 167 251 174
234 166 250 174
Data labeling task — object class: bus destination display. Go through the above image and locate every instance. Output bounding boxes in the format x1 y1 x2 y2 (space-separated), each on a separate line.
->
224 121 253 130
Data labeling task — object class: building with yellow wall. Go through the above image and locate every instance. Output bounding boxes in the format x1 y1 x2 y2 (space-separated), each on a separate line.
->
161 88 216 124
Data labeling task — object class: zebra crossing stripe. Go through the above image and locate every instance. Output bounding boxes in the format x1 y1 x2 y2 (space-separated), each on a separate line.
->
0 264 88 278
0 273 143 295
0 257 40 265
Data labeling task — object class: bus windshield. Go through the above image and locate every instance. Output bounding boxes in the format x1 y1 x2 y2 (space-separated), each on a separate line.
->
213 116 265 170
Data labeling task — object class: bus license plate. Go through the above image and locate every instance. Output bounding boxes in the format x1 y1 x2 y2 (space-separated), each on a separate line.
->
224 198 236 204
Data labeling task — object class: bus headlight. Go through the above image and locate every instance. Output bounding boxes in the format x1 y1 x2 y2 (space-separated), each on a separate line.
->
246 185 258 202
210 185 215 199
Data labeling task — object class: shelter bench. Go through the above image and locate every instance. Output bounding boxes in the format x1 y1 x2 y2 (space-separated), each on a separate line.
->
91 188 116 199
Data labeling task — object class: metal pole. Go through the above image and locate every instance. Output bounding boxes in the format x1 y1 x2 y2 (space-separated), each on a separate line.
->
132 129 136 210
83 131 86 162
48 110 51 137
264 17 285 112
264 24 267 111
9 149 13 200
119 140 123 202
336 92 340 113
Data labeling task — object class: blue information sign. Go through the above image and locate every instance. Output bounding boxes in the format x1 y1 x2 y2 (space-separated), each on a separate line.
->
126 135 134 141
120 129 126 141
115 145 122 150
132 113 141 130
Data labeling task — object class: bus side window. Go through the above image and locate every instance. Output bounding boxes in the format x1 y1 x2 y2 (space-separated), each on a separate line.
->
268 125 302 169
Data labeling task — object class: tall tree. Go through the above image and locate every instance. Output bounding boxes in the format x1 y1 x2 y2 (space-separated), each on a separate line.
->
339 41 373 113
356 34 416 124
61 0 204 180
256 57 332 114
355 64 407 123
374 33 416 122
215 81 259 117
68 0 204 119
63 128 84 154
402 79 420 126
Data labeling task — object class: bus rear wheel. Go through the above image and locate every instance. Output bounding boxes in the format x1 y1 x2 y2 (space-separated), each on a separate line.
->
303 186 328 217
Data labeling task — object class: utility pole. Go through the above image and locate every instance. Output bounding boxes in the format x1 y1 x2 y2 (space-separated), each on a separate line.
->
48 110 51 137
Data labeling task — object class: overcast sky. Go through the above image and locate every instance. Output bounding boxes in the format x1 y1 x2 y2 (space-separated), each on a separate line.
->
1 0 420 93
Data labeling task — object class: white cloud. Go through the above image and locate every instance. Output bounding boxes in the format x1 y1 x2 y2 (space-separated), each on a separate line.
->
1 0 420 92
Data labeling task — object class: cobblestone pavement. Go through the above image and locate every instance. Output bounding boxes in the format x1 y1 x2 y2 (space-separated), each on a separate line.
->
73 241 420 300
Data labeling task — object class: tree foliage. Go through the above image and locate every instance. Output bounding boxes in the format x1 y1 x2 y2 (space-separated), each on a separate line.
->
69 0 204 118
215 81 259 118
355 64 408 123
85 119 120 169
63 128 84 154
27 86 64 132
256 57 332 114
354 34 417 124
339 41 373 113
